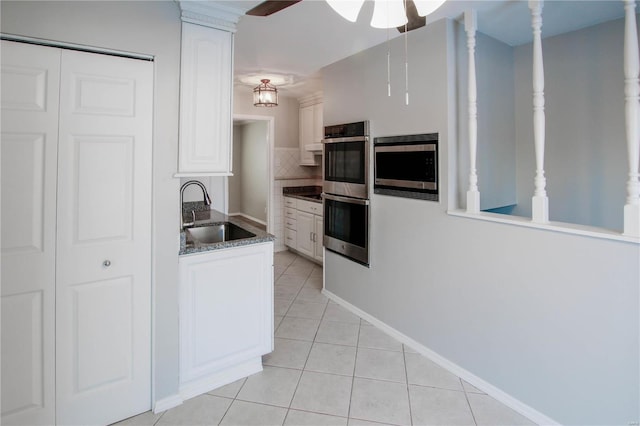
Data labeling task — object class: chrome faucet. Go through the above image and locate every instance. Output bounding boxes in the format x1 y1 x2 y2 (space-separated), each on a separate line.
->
180 180 212 228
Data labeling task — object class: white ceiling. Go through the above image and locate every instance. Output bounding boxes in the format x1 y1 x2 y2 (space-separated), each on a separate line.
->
226 0 627 98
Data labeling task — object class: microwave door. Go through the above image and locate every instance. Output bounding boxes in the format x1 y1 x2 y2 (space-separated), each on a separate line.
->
375 144 437 190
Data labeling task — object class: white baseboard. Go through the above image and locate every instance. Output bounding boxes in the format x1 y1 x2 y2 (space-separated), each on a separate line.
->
229 212 267 227
178 357 263 402
322 289 559 426
153 394 183 413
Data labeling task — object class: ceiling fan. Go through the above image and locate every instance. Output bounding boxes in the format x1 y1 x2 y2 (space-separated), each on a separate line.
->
245 0 429 33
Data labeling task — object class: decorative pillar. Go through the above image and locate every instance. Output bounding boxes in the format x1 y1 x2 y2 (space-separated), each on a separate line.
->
623 0 640 237
529 0 549 223
465 10 481 213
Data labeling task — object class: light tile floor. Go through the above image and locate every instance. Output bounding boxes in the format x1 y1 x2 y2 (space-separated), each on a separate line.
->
115 251 536 426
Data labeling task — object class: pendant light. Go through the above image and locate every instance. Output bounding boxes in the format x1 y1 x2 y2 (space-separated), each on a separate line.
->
253 79 278 107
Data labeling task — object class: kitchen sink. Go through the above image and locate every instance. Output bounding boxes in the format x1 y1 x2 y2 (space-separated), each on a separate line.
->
186 222 256 244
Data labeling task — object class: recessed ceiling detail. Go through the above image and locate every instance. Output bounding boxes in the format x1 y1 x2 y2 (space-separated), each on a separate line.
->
236 71 298 88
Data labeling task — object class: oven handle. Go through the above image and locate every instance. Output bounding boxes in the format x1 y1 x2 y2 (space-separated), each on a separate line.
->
322 136 368 144
374 144 435 153
323 193 370 206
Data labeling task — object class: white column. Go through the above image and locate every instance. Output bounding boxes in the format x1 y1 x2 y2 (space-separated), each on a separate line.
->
623 0 640 237
529 0 549 223
465 10 480 213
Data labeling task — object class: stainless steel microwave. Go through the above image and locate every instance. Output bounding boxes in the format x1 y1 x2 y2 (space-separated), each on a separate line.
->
373 133 438 201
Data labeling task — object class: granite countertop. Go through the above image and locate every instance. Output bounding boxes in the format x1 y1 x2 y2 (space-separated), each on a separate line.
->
283 185 323 203
179 209 274 256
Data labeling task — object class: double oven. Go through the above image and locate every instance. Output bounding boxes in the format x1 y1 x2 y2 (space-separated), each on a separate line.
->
322 121 370 266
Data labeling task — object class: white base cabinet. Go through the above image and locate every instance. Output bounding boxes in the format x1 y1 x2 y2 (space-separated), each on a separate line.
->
284 197 297 249
296 211 315 257
314 215 324 263
179 242 274 400
296 211 323 263
287 197 323 264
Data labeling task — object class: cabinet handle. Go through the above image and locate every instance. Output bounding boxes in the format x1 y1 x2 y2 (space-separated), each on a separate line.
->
103 260 111 267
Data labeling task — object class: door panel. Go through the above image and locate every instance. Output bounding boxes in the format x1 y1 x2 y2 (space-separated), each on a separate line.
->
56 49 152 426
74 135 134 242
1 133 46 253
72 74 136 116
1 291 45 417
73 277 133 392
1 40 60 426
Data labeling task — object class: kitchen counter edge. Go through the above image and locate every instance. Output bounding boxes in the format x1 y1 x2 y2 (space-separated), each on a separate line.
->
179 210 275 256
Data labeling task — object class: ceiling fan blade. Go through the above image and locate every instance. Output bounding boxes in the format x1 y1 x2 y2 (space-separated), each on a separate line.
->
246 0 302 16
397 0 426 33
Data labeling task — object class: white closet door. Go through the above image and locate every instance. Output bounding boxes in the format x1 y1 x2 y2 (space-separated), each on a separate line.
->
55 49 153 425
1 40 60 426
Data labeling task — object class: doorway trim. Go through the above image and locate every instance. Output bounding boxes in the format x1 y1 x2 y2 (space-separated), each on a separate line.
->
230 114 275 235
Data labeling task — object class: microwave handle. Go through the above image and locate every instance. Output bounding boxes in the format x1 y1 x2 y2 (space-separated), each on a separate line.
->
323 193 370 206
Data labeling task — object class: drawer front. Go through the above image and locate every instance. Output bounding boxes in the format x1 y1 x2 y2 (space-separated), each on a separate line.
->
284 217 297 231
285 207 297 219
285 228 297 248
284 197 297 209
297 199 322 216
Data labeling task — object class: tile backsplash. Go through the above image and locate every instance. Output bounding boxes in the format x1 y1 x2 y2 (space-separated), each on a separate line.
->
275 148 320 180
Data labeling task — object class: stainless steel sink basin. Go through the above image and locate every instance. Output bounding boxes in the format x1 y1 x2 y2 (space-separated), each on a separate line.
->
186 222 256 244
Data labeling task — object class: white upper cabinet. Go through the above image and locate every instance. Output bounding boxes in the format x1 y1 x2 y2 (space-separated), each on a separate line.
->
176 0 245 177
178 22 233 176
298 92 323 166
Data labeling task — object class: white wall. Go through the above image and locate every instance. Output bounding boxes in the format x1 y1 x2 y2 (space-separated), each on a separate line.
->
323 17 639 425
234 86 299 148
512 15 638 231
228 124 243 214
229 121 268 223
240 121 268 222
1 0 182 404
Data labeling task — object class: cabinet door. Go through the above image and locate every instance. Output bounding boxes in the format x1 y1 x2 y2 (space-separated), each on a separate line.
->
313 103 324 144
313 215 324 263
179 23 232 174
299 105 317 166
296 211 315 257
1 40 60 426
179 243 273 385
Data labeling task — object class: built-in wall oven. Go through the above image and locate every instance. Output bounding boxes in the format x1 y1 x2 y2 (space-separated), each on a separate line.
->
323 121 369 199
322 121 370 266
323 194 369 266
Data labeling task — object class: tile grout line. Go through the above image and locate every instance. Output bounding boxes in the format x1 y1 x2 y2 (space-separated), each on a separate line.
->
460 377 479 426
274 266 309 319
152 409 166 426
403 344 414 426
281 263 325 425
215 376 248 425
215 394 235 425
346 318 363 421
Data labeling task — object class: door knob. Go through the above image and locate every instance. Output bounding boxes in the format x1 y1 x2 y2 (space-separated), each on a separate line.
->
103 260 111 267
